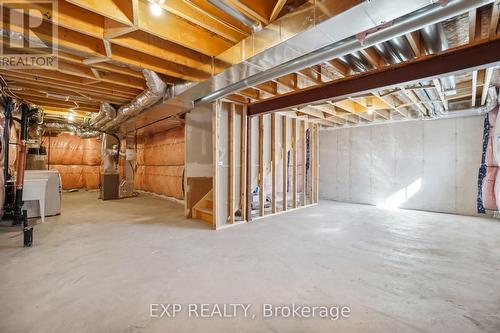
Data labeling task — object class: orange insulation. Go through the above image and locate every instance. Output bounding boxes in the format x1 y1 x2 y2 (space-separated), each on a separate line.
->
134 126 184 199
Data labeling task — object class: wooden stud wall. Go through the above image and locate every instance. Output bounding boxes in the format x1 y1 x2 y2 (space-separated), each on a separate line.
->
213 101 319 228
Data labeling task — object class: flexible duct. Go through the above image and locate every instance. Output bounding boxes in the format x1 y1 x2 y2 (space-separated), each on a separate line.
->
101 70 165 132
206 0 262 32
420 23 457 95
196 0 492 104
42 122 101 138
91 103 116 130
90 103 110 127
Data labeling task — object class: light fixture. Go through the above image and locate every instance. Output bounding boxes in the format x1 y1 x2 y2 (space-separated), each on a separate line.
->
149 0 165 16
67 108 77 122
366 99 374 115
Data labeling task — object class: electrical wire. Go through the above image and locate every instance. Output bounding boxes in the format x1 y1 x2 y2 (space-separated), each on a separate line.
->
0 74 23 102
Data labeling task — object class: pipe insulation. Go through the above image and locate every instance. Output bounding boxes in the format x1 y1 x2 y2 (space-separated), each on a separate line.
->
197 0 493 104
100 70 166 132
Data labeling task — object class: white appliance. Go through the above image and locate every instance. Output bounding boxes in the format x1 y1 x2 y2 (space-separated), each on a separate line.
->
23 170 62 218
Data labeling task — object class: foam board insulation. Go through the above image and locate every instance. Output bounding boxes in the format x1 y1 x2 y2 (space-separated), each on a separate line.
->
319 116 484 216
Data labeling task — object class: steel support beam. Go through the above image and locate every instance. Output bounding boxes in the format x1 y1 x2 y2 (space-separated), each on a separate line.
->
248 38 500 116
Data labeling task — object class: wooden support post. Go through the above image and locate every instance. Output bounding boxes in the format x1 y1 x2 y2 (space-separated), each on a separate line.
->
292 118 297 208
228 104 235 223
246 112 252 222
314 124 319 203
271 113 277 214
472 70 478 107
212 101 220 229
240 106 248 221
308 122 313 204
301 120 306 207
282 115 287 211
258 115 265 216
309 124 316 203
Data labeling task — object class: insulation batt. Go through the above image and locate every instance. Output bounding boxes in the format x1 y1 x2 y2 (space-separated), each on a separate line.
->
493 107 500 210
134 125 185 199
0 118 4 219
483 167 498 210
44 134 101 190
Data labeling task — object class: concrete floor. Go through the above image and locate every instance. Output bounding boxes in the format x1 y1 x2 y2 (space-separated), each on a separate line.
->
1 191 500 333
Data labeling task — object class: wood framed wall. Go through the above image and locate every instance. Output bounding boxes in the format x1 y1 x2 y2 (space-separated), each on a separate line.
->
213 100 248 229
212 100 319 229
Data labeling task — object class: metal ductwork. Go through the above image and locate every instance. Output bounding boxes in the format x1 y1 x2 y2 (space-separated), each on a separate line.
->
413 81 446 118
322 87 498 130
206 0 262 32
42 122 102 138
89 103 107 127
100 69 165 132
195 0 491 105
91 103 116 130
338 51 372 73
420 23 457 96
374 36 415 64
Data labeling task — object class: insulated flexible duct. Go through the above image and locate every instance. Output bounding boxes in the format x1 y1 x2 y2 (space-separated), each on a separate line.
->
42 122 101 138
91 103 116 130
100 70 166 132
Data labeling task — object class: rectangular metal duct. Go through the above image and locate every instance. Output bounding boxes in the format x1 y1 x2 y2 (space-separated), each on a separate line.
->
124 0 494 133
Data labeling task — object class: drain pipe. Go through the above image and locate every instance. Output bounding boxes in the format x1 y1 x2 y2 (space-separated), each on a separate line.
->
206 0 262 32
197 0 493 104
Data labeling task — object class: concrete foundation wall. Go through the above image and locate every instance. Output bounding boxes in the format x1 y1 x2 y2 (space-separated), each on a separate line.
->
319 116 484 216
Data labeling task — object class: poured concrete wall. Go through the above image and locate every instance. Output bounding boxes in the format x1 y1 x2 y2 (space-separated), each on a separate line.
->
319 116 484 216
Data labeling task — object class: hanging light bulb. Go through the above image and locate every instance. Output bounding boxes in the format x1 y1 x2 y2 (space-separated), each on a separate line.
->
67 108 76 122
149 0 165 16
